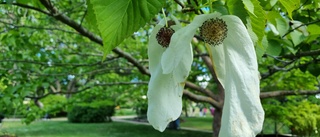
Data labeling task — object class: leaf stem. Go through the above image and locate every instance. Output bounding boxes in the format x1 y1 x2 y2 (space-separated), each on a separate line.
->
162 8 168 27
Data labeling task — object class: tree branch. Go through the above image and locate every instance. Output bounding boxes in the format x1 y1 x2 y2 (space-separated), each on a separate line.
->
194 47 223 101
26 81 149 100
39 0 102 44
39 0 150 76
279 49 320 59
260 60 295 79
173 0 185 8
34 0 222 106
193 0 204 14
261 48 320 79
183 90 222 109
112 48 150 76
282 19 320 38
260 90 320 99
0 2 50 15
185 81 216 99
261 58 320 79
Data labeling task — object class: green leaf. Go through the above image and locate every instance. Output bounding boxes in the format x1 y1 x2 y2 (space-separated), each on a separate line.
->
267 11 289 36
279 0 300 19
307 24 320 35
5 0 14 4
227 0 248 25
90 0 165 54
86 0 99 34
266 40 282 56
289 30 306 46
17 0 30 4
306 24 320 44
212 1 228 15
259 0 278 10
276 18 289 37
242 0 255 16
247 0 266 46
3 97 11 106
255 36 268 59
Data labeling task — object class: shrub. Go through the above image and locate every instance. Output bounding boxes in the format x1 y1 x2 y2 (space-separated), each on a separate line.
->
285 101 320 136
68 100 115 123
41 95 68 118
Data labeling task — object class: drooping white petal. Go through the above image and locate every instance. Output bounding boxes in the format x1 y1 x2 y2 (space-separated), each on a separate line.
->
209 44 226 88
147 16 192 132
212 15 264 137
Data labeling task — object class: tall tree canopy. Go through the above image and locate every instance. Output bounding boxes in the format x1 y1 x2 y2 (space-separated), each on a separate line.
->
0 0 320 136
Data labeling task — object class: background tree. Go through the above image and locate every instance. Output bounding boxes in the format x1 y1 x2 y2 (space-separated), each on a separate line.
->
0 0 320 137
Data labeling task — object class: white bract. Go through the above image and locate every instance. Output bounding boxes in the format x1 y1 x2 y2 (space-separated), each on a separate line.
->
147 12 264 136
147 16 193 132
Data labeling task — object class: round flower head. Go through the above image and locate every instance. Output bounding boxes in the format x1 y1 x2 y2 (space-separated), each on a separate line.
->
156 27 175 48
169 12 264 136
200 18 228 46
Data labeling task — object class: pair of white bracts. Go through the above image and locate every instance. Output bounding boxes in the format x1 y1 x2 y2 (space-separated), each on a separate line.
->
147 12 264 137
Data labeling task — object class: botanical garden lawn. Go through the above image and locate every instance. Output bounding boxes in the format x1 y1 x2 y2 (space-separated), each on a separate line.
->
180 116 213 131
0 120 212 137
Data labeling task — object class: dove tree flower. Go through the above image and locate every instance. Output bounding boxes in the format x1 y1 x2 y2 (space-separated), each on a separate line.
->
147 12 264 136
167 12 264 136
147 16 193 132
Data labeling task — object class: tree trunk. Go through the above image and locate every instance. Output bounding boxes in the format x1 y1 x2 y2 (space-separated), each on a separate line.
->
212 108 222 137
183 100 189 117
212 81 224 137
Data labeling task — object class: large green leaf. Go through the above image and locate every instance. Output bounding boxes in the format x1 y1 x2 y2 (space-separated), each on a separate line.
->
242 0 255 16
307 24 320 35
89 0 165 54
227 0 248 25
17 0 29 4
228 0 266 46
289 30 306 46
279 0 300 19
247 0 266 46
86 0 100 34
266 11 289 37
266 39 282 56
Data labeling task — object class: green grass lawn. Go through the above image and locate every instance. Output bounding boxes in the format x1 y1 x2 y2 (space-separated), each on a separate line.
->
0 120 212 137
180 116 213 131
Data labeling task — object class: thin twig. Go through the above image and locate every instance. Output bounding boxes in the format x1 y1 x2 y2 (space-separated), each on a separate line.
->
282 19 320 38
79 8 87 27
193 0 204 14
260 89 320 99
278 49 320 59
174 0 185 8
0 2 50 15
